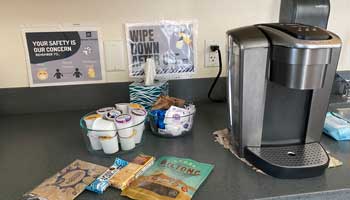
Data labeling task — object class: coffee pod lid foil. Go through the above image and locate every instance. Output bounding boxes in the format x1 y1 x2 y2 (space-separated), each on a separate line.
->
96 107 115 114
115 114 132 124
84 114 102 121
131 108 147 116
129 103 143 109
105 110 122 121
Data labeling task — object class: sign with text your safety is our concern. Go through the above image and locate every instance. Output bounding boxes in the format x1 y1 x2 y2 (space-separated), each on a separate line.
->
125 20 197 79
22 27 105 87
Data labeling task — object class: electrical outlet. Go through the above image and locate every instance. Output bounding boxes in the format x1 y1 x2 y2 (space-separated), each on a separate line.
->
205 40 220 67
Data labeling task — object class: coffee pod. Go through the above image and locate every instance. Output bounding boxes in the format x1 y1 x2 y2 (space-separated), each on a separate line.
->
87 131 102 150
96 107 115 115
84 114 102 150
128 103 144 114
115 103 129 114
115 114 133 136
92 118 116 137
99 136 119 154
104 109 122 121
84 114 102 129
115 114 135 151
131 108 147 144
119 131 136 151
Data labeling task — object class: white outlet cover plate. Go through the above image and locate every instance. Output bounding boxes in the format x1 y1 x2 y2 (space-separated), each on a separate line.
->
104 40 126 71
205 40 220 67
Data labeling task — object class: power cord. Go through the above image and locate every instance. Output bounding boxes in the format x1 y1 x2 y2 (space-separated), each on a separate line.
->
207 45 226 102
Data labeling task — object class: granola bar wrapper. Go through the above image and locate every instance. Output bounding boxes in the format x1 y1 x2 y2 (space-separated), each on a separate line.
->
86 157 128 194
121 156 214 200
110 154 155 190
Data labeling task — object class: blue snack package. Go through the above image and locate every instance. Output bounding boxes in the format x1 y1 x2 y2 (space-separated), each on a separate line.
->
324 112 350 141
86 158 128 194
150 109 166 129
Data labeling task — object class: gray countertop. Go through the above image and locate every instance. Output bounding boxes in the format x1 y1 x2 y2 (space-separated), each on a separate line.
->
1 102 350 200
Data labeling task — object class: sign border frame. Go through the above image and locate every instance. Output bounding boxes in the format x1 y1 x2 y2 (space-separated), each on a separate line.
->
21 26 106 87
125 20 198 79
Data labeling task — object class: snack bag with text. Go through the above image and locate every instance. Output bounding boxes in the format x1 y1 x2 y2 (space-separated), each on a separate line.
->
121 156 214 200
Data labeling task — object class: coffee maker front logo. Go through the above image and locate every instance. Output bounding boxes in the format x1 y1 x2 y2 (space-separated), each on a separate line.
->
22 28 105 87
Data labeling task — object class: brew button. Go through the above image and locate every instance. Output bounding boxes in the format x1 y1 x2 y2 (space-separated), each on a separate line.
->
305 28 310 31
312 28 317 31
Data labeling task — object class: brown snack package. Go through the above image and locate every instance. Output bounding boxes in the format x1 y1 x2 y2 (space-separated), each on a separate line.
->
110 154 155 190
152 96 186 110
22 160 107 200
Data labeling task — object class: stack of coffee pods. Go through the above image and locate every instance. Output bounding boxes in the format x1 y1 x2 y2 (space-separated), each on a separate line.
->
83 103 147 154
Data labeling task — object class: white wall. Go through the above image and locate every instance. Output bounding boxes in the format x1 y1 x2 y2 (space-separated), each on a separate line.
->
0 0 348 88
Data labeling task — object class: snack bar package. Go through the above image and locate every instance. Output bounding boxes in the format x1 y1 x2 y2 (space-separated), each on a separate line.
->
22 160 107 200
86 157 128 194
121 156 214 200
110 154 155 190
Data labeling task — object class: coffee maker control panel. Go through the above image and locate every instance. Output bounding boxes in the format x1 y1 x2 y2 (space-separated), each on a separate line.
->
265 23 331 40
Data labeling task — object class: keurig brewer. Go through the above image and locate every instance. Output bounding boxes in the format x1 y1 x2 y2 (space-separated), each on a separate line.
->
227 23 342 178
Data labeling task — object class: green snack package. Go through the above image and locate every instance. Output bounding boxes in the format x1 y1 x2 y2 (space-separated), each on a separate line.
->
121 156 214 200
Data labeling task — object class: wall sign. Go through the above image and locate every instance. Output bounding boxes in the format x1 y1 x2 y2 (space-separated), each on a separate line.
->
125 20 197 79
22 27 105 87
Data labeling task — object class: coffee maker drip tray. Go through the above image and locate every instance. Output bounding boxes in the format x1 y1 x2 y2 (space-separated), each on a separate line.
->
244 142 329 179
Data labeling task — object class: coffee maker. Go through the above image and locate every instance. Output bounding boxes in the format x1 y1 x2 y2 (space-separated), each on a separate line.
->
227 23 341 178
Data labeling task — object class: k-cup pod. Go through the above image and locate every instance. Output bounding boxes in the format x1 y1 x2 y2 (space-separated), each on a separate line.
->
96 107 115 115
84 114 103 150
87 131 102 150
131 108 147 144
84 114 102 129
133 124 144 144
128 103 144 114
115 114 133 138
115 103 129 114
119 131 136 151
131 108 147 124
104 109 122 121
99 136 119 154
92 118 116 137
